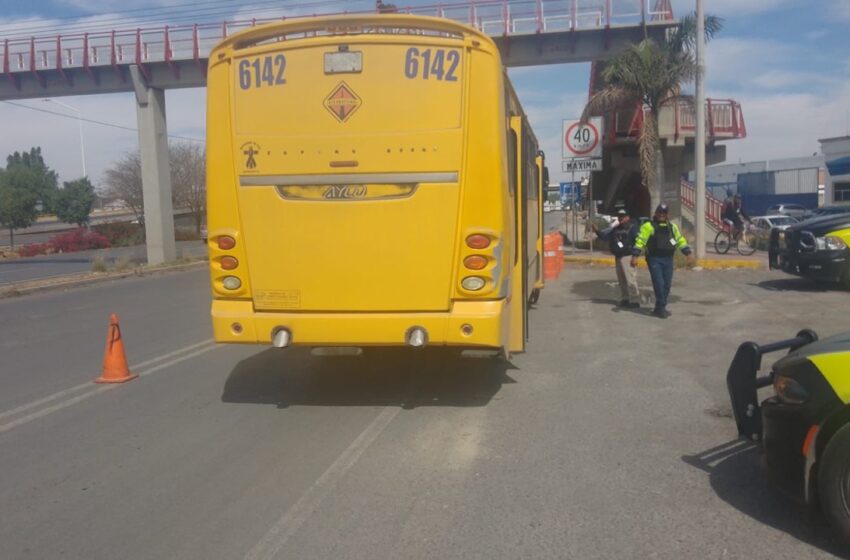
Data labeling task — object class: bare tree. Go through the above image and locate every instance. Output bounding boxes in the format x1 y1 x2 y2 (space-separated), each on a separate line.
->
102 151 144 223
170 142 206 233
102 143 206 231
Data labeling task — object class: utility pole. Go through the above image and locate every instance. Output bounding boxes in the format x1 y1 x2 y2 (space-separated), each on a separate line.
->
695 0 707 260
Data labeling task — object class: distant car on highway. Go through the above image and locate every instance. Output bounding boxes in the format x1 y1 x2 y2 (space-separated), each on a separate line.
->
766 203 809 219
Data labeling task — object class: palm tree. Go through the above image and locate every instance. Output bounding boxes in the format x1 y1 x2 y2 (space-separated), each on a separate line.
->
582 13 723 209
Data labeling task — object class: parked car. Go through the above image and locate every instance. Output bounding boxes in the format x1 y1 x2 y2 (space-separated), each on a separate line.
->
806 204 850 220
769 212 850 288
752 214 799 231
751 215 799 248
726 328 850 544
766 203 809 219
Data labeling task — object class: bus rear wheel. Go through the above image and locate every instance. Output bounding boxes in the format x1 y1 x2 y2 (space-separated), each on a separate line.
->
818 422 850 545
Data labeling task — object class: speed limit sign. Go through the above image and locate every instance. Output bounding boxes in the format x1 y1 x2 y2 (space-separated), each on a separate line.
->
562 117 603 159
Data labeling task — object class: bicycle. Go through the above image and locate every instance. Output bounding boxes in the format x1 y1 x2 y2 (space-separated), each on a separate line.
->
714 220 758 255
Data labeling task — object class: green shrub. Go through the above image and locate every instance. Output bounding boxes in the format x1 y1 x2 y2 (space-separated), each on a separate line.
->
174 227 200 241
90 256 107 272
92 222 144 247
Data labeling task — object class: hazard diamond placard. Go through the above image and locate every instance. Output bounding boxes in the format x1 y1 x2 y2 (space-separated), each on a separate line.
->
324 82 362 123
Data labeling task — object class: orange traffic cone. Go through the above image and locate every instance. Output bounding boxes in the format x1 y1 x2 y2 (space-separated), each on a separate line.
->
95 314 138 384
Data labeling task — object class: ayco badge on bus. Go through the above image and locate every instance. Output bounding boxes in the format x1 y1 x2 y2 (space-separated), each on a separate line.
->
324 82 362 122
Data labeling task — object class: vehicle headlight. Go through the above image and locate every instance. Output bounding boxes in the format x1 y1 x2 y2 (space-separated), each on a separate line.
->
824 235 848 251
773 375 810 404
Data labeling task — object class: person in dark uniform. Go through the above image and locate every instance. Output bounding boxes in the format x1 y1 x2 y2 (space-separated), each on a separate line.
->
631 204 695 318
591 208 640 308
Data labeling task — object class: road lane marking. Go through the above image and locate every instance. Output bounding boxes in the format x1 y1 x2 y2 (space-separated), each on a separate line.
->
243 406 400 560
0 271 90 286
0 340 218 434
0 338 214 423
0 265 37 274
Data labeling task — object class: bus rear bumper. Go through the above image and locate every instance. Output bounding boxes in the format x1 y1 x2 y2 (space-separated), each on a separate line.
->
211 299 509 348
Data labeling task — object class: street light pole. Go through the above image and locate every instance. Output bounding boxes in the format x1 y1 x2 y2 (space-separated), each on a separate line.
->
695 0 707 260
43 98 87 178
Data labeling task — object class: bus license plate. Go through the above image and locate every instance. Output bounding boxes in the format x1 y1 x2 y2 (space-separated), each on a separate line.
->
324 52 362 74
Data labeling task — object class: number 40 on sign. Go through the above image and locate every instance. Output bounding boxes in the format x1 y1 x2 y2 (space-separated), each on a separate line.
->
562 117 603 160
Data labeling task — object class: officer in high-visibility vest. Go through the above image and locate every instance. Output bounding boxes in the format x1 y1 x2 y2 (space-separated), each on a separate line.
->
631 204 695 318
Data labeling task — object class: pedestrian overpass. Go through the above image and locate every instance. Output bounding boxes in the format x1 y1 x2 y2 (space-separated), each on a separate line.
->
1 1 694 264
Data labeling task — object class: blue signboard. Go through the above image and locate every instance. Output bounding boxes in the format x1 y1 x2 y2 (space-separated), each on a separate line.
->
559 182 581 205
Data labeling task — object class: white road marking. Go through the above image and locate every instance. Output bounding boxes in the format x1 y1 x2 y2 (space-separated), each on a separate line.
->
0 340 218 434
0 338 213 422
0 271 91 286
0 266 37 274
243 406 400 560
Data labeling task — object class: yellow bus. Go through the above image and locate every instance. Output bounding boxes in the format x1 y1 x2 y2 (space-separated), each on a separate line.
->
205 14 547 355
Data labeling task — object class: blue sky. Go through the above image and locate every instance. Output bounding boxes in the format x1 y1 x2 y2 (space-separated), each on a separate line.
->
0 0 848 186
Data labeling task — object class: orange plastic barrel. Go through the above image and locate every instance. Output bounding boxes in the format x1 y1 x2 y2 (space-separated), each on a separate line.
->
543 232 561 280
552 231 564 275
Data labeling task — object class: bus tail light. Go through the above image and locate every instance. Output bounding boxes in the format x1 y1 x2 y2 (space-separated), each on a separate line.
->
220 256 239 270
466 234 490 249
461 276 486 291
217 236 236 250
463 255 487 270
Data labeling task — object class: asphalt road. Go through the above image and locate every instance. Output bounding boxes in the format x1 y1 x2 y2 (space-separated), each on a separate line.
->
1 266 849 559
0 240 207 286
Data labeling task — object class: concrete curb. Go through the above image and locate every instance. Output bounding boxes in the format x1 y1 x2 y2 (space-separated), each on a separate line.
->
563 254 763 270
0 260 208 299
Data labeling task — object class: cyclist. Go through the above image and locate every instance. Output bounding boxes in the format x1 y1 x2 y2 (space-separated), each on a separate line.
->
722 193 750 236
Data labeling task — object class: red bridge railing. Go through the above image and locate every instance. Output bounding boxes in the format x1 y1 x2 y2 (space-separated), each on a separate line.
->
674 98 747 140
681 179 724 229
1 0 672 81
609 98 747 142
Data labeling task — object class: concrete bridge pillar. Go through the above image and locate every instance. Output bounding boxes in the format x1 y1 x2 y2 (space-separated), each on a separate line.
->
130 64 176 266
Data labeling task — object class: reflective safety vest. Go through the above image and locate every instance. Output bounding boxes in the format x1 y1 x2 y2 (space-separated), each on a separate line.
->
633 220 690 257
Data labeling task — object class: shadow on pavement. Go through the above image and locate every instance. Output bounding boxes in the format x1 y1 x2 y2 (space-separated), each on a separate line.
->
569 279 674 314
754 278 843 293
682 439 847 558
222 347 516 409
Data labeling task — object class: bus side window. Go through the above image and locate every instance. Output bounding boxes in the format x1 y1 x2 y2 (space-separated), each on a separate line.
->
508 128 519 265
530 163 536 199
526 135 538 201
507 128 518 199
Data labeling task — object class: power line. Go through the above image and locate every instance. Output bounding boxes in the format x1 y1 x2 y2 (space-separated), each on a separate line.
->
1 100 205 143
0 0 284 37
0 0 364 39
